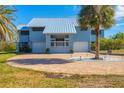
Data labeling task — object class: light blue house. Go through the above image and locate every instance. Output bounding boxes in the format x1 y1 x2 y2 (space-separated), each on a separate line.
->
17 18 104 53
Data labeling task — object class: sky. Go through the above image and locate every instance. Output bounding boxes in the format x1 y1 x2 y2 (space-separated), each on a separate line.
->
14 5 124 38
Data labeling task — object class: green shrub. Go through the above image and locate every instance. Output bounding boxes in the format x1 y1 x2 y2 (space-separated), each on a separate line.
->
112 32 124 40
91 42 96 51
20 44 32 53
0 41 16 52
45 48 50 54
91 38 124 51
5 43 16 52
70 49 74 53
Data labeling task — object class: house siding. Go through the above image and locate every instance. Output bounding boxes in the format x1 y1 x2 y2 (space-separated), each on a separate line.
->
73 27 91 42
72 27 91 52
29 28 46 42
19 31 29 42
46 34 51 49
91 31 104 42
19 36 29 42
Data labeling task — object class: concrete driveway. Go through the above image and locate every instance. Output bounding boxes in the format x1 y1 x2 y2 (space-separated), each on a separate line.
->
7 53 124 75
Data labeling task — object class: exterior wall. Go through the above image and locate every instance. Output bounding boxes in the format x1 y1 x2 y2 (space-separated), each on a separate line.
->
46 34 51 49
69 35 73 49
19 36 29 42
29 28 46 42
32 42 46 53
29 27 46 49
73 27 91 42
91 30 104 42
16 42 19 52
19 31 29 42
72 27 91 51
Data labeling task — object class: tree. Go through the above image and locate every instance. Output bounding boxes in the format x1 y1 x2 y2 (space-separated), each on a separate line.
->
79 5 115 59
91 38 124 51
112 32 124 40
0 5 17 42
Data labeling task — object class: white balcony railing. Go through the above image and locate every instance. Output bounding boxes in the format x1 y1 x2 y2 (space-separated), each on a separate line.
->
51 41 69 47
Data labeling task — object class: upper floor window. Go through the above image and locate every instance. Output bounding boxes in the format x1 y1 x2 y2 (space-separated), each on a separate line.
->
32 27 45 31
65 35 69 38
81 27 88 31
51 35 69 39
75 26 88 31
21 30 29 35
51 35 56 38
91 30 102 35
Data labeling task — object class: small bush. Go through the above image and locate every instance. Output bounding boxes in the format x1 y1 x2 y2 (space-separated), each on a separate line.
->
91 38 124 51
20 44 32 53
5 43 16 52
70 49 74 53
45 48 50 54
0 41 16 52
91 42 96 51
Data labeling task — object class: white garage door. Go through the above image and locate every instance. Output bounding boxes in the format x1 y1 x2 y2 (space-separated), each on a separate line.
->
73 42 89 52
32 42 46 53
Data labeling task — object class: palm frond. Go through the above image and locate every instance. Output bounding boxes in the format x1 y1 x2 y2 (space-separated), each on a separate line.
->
0 5 17 42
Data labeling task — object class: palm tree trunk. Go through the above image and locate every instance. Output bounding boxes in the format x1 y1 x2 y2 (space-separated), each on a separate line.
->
95 24 100 59
0 34 6 51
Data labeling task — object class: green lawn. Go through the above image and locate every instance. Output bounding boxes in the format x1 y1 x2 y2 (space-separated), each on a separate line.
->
92 49 124 55
0 53 124 88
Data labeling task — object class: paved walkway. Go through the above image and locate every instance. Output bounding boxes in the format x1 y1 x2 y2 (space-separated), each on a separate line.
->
7 53 124 75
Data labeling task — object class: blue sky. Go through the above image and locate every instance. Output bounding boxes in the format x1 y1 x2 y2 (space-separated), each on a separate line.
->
14 5 124 38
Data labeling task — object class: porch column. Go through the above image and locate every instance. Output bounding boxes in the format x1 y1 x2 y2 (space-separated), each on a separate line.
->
69 35 73 49
46 34 50 48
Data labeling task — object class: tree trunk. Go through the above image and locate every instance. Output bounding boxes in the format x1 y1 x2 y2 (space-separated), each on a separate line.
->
0 35 6 51
95 24 100 59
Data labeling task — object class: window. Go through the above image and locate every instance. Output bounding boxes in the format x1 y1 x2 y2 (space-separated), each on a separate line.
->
81 27 88 31
51 42 54 46
91 30 102 35
56 38 64 41
21 30 29 35
65 35 69 38
51 35 69 39
65 40 69 46
91 30 96 35
75 26 88 31
51 35 56 38
32 27 45 31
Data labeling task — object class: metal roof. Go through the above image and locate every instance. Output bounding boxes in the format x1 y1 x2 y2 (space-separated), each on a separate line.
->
17 24 29 30
27 18 79 34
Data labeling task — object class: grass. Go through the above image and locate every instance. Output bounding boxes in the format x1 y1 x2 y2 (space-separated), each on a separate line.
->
0 53 124 88
92 49 124 55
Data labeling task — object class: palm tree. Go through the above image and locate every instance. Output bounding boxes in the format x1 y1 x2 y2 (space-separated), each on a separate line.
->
79 5 115 59
0 5 17 42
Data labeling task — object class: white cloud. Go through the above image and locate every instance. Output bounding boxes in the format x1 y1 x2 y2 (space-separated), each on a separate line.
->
115 5 124 19
115 23 124 26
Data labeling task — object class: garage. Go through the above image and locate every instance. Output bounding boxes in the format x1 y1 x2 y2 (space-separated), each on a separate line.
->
73 42 89 52
32 42 46 53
